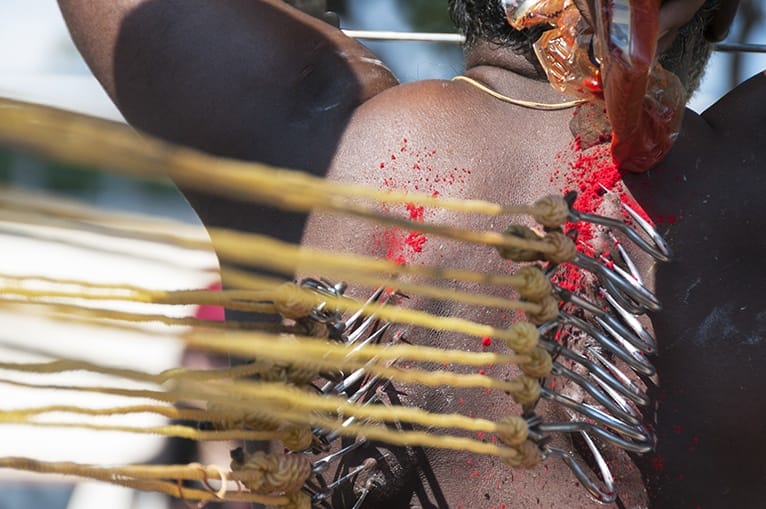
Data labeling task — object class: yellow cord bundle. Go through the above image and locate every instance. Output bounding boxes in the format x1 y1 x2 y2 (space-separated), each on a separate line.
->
0 98 577 506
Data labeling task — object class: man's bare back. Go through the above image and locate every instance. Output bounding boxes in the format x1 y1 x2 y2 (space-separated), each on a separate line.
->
57 0 765 506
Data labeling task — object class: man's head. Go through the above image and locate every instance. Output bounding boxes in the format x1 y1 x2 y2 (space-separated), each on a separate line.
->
448 0 545 54
449 0 726 98
659 0 720 98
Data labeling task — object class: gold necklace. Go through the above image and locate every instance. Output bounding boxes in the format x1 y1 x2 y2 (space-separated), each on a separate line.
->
452 75 586 111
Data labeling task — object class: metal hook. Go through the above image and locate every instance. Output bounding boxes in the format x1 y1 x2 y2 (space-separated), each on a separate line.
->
568 197 671 262
312 459 377 502
558 313 655 376
540 389 651 445
620 200 672 260
538 324 649 406
548 361 641 426
543 441 617 503
312 440 369 475
601 287 657 352
343 288 386 331
573 253 661 312
554 285 655 354
607 230 643 284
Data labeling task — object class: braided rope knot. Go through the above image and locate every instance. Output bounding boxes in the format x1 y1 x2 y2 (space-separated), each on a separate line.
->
496 415 529 446
511 375 541 407
525 294 559 325
503 440 542 469
497 225 545 262
532 195 570 228
230 449 311 495
542 231 576 264
515 265 552 302
279 424 313 451
503 321 539 353
274 282 316 320
520 347 553 378
206 402 280 431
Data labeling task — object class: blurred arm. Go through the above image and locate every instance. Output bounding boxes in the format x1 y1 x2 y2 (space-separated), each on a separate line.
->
56 0 398 170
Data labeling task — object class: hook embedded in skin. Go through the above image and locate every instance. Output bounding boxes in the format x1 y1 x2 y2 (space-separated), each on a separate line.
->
534 396 653 450
569 206 671 262
543 442 617 503
607 230 643 284
553 285 654 353
538 327 650 406
548 361 642 426
558 312 655 376
601 287 658 352
574 253 661 312
620 199 673 259
594 316 654 370
585 348 641 418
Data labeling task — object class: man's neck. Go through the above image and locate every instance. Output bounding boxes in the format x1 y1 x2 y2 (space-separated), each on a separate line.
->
463 40 548 81
461 40 576 105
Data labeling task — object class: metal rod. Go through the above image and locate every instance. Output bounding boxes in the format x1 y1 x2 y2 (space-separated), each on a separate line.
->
342 29 766 53
341 30 465 43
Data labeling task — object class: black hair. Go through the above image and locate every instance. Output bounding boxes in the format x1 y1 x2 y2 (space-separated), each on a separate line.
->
658 0 720 98
448 0 545 54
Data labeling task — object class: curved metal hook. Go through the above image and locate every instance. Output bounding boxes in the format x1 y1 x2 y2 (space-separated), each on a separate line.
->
559 313 656 376
544 444 617 503
568 205 671 262
574 254 661 312
538 326 650 406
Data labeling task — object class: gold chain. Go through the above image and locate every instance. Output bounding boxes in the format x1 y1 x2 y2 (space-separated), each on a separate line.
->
452 75 586 111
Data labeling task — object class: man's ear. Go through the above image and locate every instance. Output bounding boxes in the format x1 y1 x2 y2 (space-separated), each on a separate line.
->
704 0 740 42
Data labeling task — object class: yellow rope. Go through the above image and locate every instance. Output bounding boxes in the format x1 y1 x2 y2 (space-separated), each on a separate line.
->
0 457 291 506
0 267 547 314
0 98 569 233
0 276 545 349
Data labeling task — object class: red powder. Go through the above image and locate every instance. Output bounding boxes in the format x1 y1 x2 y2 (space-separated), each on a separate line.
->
481 336 493 347
551 136 662 292
404 231 426 253
406 202 425 221
650 455 665 472
373 141 473 264
479 369 486 375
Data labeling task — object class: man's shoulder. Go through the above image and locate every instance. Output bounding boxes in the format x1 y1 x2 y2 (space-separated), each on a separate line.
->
354 78 463 117
701 70 766 131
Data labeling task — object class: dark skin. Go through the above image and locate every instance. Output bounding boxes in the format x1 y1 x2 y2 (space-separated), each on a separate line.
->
57 0 764 507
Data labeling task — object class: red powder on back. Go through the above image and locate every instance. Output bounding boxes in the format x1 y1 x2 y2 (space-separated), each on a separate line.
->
406 202 425 221
551 136 659 291
405 231 426 253
481 336 493 347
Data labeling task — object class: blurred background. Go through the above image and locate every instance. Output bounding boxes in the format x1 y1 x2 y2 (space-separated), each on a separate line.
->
0 1 764 509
